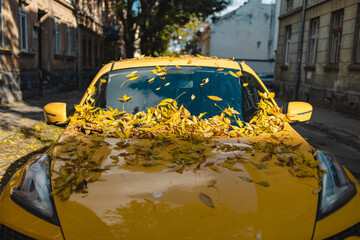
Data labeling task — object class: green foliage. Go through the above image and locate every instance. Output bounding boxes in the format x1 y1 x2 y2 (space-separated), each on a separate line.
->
114 0 230 57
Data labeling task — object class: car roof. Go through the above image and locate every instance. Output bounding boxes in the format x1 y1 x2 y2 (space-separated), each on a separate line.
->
104 56 241 72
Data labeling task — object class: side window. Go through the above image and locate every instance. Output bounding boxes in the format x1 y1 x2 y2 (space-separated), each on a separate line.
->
241 72 265 121
93 74 108 108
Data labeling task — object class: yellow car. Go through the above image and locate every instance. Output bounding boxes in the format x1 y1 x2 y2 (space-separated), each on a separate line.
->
0 56 359 240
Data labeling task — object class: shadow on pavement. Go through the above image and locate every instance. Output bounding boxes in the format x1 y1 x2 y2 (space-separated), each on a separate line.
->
0 90 83 131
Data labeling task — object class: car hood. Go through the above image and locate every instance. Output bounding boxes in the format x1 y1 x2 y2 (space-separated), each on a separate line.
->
49 124 319 240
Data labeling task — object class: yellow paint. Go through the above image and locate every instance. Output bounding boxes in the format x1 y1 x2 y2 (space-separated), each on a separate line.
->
43 102 67 125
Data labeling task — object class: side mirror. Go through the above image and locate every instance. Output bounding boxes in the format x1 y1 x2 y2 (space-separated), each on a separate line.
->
287 101 312 123
43 102 68 125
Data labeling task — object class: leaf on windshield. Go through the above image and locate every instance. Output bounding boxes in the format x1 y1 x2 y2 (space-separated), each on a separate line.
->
217 68 224 71
100 79 107 83
191 94 195 100
268 92 275 98
243 83 248 87
129 76 140 81
148 77 155 84
199 192 214 208
207 96 223 101
229 71 239 78
236 71 243 77
118 94 132 103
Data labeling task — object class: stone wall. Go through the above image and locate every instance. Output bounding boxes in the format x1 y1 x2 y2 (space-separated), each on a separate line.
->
275 0 360 115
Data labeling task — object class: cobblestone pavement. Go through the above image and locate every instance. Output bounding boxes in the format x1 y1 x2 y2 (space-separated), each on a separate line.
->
0 90 83 183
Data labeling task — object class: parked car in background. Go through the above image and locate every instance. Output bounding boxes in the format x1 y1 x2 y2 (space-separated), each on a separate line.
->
0 56 359 239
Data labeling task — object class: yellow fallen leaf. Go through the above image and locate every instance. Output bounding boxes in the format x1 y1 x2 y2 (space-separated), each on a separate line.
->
129 76 140 81
229 71 239 78
148 77 155 84
243 83 248 87
268 92 275 98
191 94 195 100
156 87 161 91
207 95 223 101
164 82 170 86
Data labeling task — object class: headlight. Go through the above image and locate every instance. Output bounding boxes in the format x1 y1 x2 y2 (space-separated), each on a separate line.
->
10 154 59 225
316 151 357 220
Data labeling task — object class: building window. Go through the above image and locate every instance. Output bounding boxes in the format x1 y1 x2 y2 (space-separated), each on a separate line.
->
286 0 294 12
308 18 319 64
0 0 3 48
355 23 360 64
82 39 87 68
284 25 292 65
355 5 360 64
67 23 72 56
329 10 343 64
54 18 60 55
19 6 28 51
94 41 98 66
88 40 92 67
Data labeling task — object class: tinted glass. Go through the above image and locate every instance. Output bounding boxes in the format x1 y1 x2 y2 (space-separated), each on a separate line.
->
93 66 265 122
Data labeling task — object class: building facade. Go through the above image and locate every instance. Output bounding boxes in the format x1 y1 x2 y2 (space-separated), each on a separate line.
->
0 0 123 103
201 0 280 74
275 0 360 115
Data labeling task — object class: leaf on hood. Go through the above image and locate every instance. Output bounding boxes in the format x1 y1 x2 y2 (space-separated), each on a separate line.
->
256 181 270 187
261 153 273 162
239 176 253 183
199 192 214 208
313 187 322 194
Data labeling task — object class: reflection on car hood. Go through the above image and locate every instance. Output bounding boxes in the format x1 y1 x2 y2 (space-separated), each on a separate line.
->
50 124 319 240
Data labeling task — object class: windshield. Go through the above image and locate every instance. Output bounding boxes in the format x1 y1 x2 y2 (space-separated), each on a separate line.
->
93 66 265 122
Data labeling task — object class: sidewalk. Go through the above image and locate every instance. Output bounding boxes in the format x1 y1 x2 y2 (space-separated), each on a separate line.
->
276 98 360 150
0 90 84 181
0 89 83 139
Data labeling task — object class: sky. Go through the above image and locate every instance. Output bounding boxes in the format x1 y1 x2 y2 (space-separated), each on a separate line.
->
219 0 275 16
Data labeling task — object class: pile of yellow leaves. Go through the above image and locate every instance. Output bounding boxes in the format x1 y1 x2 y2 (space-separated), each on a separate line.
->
68 92 289 142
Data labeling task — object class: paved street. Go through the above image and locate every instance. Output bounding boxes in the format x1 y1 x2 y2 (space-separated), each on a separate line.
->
277 99 360 182
293 124 360 182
